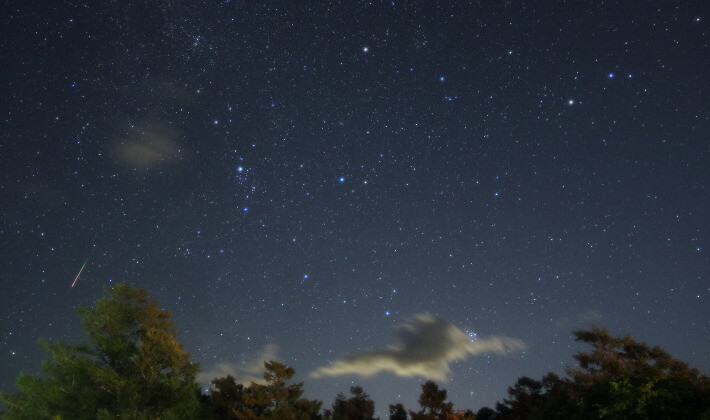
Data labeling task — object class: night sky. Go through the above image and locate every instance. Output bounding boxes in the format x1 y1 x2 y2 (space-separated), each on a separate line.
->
2 1 708 417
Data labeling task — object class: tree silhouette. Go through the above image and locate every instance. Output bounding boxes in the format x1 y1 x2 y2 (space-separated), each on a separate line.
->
492 326 710 419
229 360 321 420
389 403 408 420
0 284 202 419
410 380 454 420
208 375 247 420
330 385 376 420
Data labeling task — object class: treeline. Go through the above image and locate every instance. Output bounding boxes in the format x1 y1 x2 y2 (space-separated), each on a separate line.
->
1 284 709 419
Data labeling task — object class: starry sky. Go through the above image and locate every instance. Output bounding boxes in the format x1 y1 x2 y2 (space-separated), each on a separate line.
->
1 1 708 417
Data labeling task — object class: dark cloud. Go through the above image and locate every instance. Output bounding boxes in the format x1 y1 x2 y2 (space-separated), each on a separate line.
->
311 314 525 380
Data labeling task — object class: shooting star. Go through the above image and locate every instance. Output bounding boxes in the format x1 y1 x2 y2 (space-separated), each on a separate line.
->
71 259 88 288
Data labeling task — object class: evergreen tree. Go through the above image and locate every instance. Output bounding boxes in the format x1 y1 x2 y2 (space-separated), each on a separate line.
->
331 386 375 420
0 284 202 420
475 407 496 420
231 360 322 420
208 375 247 420
492 326 710 419
389 403 408 420
410 381 453 420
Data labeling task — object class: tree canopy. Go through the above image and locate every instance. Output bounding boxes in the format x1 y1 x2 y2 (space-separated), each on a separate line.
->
210 360 321 420
2 285 708 420
0 284 202 419
490 326 710 419
329 386 375 420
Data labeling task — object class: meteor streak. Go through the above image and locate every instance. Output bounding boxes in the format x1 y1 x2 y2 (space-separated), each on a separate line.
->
71 259 88 288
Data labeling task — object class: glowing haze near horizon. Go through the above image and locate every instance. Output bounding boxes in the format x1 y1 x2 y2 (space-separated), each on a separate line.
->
1 1 708 417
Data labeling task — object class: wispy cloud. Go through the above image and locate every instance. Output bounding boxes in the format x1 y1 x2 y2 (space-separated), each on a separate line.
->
311 314 525 380
198 344 279 386
113 122 181 169
555 309 603 329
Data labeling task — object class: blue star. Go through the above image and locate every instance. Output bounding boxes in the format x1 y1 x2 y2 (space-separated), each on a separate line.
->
339 177 345 183
439 76 445 82
608 72 615 79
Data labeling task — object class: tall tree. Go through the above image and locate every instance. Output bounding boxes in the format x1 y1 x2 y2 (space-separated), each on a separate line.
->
410 381 454 420
492 326 710 419
208 375 247 420
389 403 408 420
331 386 375 420
568 326 710 418
0 284 202 419
232 360 322 420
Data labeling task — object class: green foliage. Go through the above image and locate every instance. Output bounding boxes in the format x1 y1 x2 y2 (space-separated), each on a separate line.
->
0 284 202 420
331 386 375 420
491 326 710 419
410 380 454 420
4 287 708 420
211 360 321 420
208 375 247 420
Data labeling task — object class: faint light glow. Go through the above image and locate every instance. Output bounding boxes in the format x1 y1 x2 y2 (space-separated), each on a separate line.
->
439 76 445 82
213 120 219 125
362 46 369 53
468 331 478 341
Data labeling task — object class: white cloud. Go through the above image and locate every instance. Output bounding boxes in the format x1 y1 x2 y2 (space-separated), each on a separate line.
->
311 314 525 380
198 344 279 386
